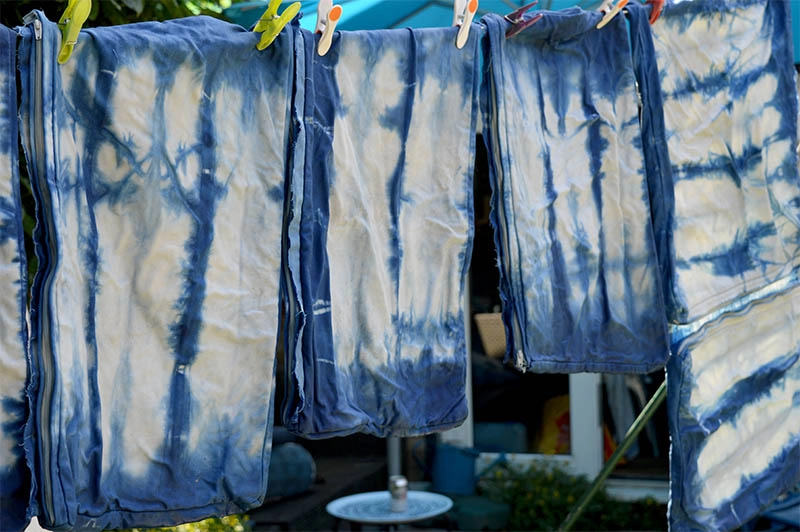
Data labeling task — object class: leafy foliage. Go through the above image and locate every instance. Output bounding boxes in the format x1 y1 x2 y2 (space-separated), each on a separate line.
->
126 514 253 532
0 0 234 29
478 461 667 531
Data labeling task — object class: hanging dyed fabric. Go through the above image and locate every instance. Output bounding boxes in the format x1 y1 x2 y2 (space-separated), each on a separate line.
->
0 24 32 532
283 25 480 438
481 10 668 373
648 0 800 324
667 272 800 531
627 1 800 528
18 12 295 530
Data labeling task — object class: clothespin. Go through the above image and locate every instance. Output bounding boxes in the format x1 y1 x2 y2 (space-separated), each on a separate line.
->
316 0 342 56
645 0 664 24
254 0 301 51
596 0 628 29
57 0 91 64
504 1 543 39
454 0 478 50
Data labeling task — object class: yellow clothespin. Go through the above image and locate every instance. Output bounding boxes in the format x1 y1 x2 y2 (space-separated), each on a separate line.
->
596 0 628 29
316 0 342 56
454 0 478 49
57 0 91 64
254 0 301 51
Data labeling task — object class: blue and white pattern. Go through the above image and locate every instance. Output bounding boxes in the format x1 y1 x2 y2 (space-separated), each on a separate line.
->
0 24 31 532
283 26 480 438
650 0 800 324
668 270 800 531
18 13 293 530
481 10 668 373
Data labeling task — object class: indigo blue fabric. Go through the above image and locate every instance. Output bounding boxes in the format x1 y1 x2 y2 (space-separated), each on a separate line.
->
648 0 800 324
18 13 294 530
481 11 668 373
667 269 800 531
283 26 480 438
0 24 32 532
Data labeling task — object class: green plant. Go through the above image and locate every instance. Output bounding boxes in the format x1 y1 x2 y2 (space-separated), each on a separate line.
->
478 461 667 531
126 513 253 532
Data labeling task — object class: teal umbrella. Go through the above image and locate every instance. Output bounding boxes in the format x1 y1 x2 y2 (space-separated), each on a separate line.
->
224 0 605 32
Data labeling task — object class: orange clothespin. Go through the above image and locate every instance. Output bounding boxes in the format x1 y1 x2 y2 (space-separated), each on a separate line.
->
454 0 478 49
316 0 342 56
596 0 628 29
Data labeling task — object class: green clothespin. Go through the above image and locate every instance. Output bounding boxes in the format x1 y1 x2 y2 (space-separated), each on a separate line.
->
254 0 301 51
57 0 91 64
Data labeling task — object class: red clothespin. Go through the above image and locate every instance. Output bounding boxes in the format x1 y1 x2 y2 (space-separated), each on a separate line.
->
504 1 543 39
646 0 664 24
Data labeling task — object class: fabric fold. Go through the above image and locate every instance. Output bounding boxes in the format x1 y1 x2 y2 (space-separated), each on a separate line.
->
481 10 668 373
18 13 295 530
0 23 32 532
283 25 480 438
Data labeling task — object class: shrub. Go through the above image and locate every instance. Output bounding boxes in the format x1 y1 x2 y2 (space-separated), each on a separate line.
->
127 514 252 532
478 461 666 531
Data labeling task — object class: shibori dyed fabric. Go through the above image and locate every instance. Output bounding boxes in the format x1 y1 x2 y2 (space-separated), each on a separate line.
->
283 26 480 438
648 0 800 324
0 25 31 532
667 270 800 531
18 13 294 530
481 11 668 373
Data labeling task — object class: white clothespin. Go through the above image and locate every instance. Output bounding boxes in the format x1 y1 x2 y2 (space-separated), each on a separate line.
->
316 0 342 56
596 0 628 29
454 0 478 49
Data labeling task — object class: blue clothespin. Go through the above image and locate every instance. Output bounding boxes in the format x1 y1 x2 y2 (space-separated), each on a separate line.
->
504 1 543 39
254 0 301 51
57 0 91 64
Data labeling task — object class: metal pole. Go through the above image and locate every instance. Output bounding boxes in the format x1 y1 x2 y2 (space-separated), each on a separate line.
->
387 437 402 477
558 380 667 532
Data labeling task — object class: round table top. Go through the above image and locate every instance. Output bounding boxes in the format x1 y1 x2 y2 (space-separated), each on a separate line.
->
326 490 453 524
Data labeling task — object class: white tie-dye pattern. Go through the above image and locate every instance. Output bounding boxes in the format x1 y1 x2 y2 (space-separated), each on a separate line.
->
653 1 800 322
94 55 192 477
0 71 27 472
187 82 282 461
328 41 402 371
485 11 665 371
683 286 800 416
695 365 800 509
21 14 292 528
0 174 24 468
397 58 471 362
285 27 475 438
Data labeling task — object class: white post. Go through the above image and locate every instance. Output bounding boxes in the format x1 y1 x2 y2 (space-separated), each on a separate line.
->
568 372 603 479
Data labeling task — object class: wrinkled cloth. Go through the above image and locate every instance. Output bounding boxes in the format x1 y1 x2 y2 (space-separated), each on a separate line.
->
668 269 800 531
481 11 668 373
283 26 480 438
647 0 800 324
18 13 293 530
0 24 31 532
